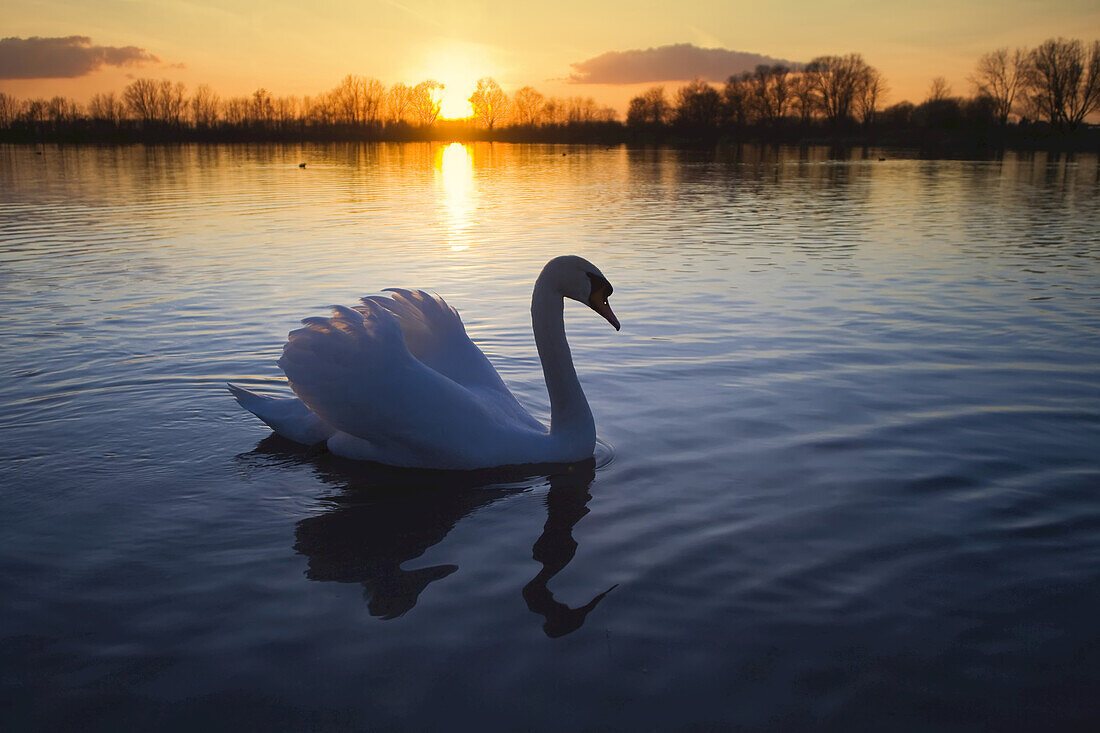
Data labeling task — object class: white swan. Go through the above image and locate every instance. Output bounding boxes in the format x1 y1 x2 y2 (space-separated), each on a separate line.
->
229 255 619 469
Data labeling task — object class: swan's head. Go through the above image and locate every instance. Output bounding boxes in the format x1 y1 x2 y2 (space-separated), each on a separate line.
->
542 255 620 331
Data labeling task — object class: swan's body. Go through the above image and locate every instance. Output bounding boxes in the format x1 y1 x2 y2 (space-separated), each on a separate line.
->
229 256 619 469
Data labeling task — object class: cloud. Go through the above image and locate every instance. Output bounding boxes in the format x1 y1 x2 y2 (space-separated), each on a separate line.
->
0 36 160 79
568 43 798 85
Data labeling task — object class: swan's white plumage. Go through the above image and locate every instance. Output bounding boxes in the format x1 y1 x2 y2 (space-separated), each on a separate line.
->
229 256 617 469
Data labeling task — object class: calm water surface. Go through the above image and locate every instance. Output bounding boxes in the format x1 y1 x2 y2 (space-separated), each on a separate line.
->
2 143 1099 730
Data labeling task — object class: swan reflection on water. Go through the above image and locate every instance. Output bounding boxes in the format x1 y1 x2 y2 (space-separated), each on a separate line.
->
243 435 614 636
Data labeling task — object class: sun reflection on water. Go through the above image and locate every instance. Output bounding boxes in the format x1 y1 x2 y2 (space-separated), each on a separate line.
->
435 142 475 251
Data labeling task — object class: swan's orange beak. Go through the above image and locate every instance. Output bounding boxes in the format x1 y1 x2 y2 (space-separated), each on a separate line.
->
592 299 620 331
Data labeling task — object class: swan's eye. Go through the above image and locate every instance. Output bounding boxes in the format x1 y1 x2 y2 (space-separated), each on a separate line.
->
586 272 613 304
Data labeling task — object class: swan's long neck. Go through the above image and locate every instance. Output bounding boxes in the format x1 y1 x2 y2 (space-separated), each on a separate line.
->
531 273 594 445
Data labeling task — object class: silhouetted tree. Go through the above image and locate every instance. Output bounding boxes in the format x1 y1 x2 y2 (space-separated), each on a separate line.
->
962 94 998 130
751 64 791 122
722 73 753 127
47 96 81 127
804 54 875 124
250 88 274 125
971 48 1027 125
1022 37 1100 130
333 74 365 124
88 92 124 124
411 80 442 126
20 98 48 126
881 101 915 127
790 72 817 124
512 86 545 125
273 95 300 128
123 78 160 124
0 92 16 128
469 77 507 128
626 86 670 126
914 96 963 130
307 91 338 125
566 96 600 123
927 76 952 102
595 105 618 122
222 96 250 125
362 78 386 125
191 84 219 127
158 80 187 126
856 67 887 124
386 82 413 124
674 78 722 129
541 97 567 125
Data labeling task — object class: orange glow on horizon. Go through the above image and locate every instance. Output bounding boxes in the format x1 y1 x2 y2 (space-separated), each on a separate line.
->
439 82 474 119
413 43 498 119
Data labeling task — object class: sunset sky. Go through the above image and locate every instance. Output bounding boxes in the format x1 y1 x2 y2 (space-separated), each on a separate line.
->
3 0 1099 115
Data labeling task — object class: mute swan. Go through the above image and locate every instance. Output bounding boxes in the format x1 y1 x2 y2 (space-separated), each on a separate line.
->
229 255 619 469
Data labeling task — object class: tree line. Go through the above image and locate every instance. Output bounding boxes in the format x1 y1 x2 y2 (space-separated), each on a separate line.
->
0 73 618 142
0 37 1096 148
626 38 1099 144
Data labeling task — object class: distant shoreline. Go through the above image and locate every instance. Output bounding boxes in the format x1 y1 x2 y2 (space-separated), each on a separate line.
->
2 122 1097 156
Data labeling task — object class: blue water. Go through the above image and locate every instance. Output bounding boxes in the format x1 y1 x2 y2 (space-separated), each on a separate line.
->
1 143 1099 730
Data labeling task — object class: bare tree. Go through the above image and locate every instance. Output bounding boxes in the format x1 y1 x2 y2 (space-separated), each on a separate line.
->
362 78 386 125
595 105 618 122
386 82 414 124
88 92 124 124
790 72 817 124
191 84 220 127
627 86 670 126
410 80 443 126
674 79 722 128
250 88 274 126
222 96 250 125
541 97 567 125
927 76 952 102
804 54 875 123
567 96 599 123
20 98 49 125
469 77 507 127
512 86 545 125
158 81 187 126
307 91 339 125
123 78 160 123
856 67 887 125
333 75 365 124
751 64 791 122
0 92 17 128
1023 37 1100 129
47 96 81 126
971 47 1027 125
722 73 753 126
273 96 300 128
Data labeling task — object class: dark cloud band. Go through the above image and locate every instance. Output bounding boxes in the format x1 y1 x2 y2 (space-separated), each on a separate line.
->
0 36 160 79
569 43 797 84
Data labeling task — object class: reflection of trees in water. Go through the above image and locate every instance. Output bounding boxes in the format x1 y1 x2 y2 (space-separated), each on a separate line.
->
241 436 613 636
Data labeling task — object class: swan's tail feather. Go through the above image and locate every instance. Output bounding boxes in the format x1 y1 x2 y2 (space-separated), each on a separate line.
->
227 383 334 446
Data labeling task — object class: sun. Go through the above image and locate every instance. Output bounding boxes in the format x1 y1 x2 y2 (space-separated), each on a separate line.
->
439 77 475 119
412 43 497 120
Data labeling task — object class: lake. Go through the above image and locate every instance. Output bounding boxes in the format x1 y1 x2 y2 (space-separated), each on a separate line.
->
1 142 1098 730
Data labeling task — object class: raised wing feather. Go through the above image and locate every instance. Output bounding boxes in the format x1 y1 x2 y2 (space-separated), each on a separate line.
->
277 300 544 468
357 289 541 429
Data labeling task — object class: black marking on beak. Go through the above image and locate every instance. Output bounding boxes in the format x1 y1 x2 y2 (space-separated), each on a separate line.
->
586 272 620 331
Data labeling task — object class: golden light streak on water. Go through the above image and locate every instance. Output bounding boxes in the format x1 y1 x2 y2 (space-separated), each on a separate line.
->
436 142 475 252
